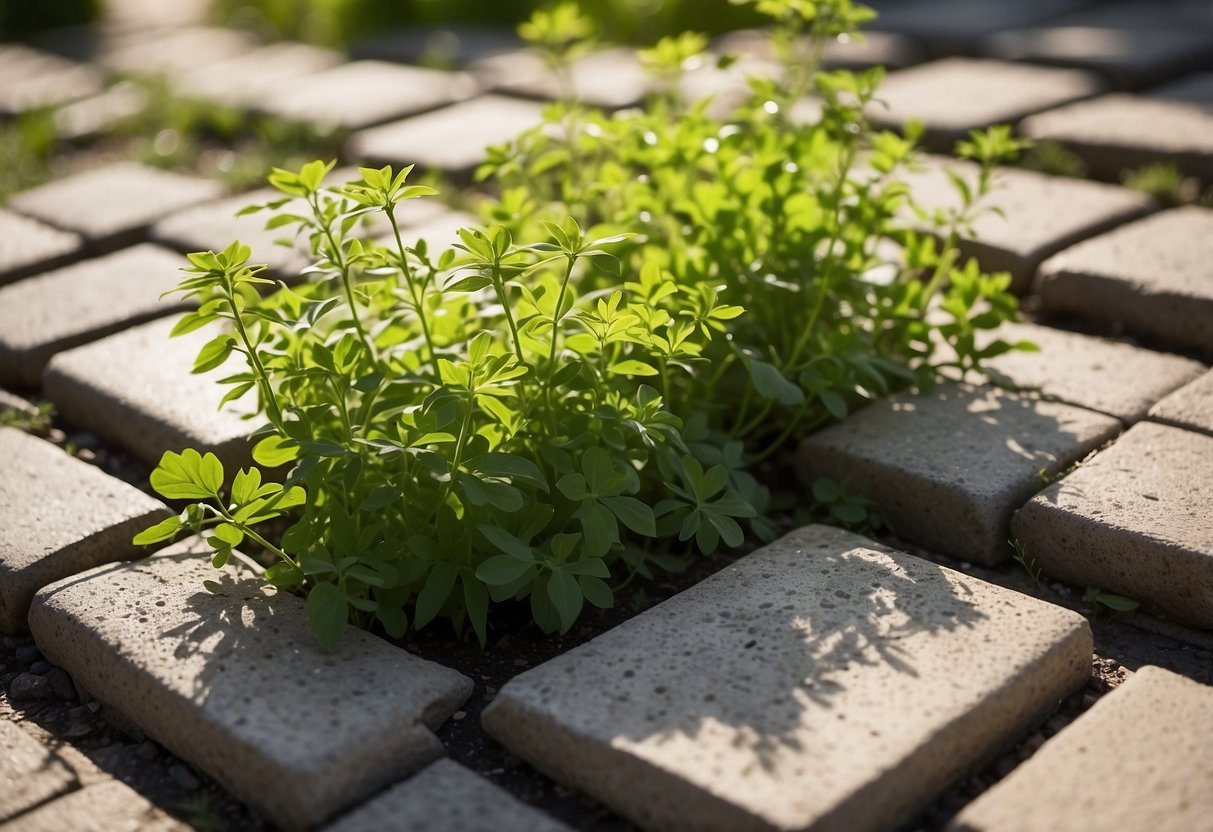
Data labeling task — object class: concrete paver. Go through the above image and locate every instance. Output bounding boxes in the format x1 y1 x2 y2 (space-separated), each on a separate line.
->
53 83 149 141
0 210 82 287
96 26 258 77
173 42 343 108
1149 368 1213 438
484 524 1092 832
473 48 652 110
1012 422 1213 628
868 0 1090 56
2 779 189 832
349 24 521 68
0 720 77 822
0 45 103 116
28 541 473 831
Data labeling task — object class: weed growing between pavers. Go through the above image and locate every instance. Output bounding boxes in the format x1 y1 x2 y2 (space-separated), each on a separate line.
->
136 0 1029 648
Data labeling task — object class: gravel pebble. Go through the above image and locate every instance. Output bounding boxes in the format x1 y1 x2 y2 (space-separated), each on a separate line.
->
29 660 53 674
136 739 160 761
169 764 201 790
47 667 77 700
14 645 43 663
11 672 52 699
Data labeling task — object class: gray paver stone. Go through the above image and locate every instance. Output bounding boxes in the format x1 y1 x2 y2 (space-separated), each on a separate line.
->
796 382 1122 564
0 720 77 821
473 48 652 110
0 427 168 634
1034 206 1213 356
323 760 573 832
948 666 1213 832
2 779 190 832
97 26 259 77
28 541 473 831
173 42 344 108
867 0 1091 56
1149 368 1213 438
871 58 1103 151
0 244 189 388
0 210 81 287
53 83 149 141
347 96 547 178
349 24 521 67
483 523 1092 832
1011 422 1213 628
1020 94 1213 182
42 317 256 470
0 45 103 115
8 162 225 253
901 157 1154 293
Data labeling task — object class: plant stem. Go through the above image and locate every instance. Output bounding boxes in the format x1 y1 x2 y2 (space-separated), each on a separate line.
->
386 206 438 376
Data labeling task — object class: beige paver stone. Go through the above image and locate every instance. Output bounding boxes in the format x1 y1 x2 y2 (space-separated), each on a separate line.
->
3 779 189 832
323 760 572 832
0 720 77 821
868 0 1089 57
0 245 188 388
948 666 1213 832
483 524 1092 832
0 427 168 634
42 317 255 470
346 96 547 177
1020 94 1213 182
53 83 149 141
797 382 1121 564
473 48 652 110
0 45 103 115
8 163 225 253
97 26 259 77
1149 368 1213 438
1035 206 1213 356
173 42 344 108
1012 422 1213 628
350 24 521 67
29 541 473 831
0 210 81 287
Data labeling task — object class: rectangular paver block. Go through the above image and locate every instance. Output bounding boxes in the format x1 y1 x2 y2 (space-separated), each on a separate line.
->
484 524 1092 832
1035 206 1213 357
868 0 1090 57
0 44 103 115
0 427 168 633
3 779 189 832
97 26 258 77
349 24 521 67
1012 422 1213 628
0 209 82 287
28 541 473 831
1149 368 1213 438
0 244 189 388
797 382 1121 564
948 666 1213 832
173 42 344 108
473 48 653 110
0 720 77 821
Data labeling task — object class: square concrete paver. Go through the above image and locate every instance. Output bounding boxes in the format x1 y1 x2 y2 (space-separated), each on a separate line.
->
1035 206 1213 357
0 427 168 633
96 26 259 77
0 44 103 115
871 58 1102 151
1012 422 1213 628
53 83 149 141
0 210 81 287
0 720 77 821
867 0 1090 57
173 42 344 108
29 541 473 831
797 382 1122 564
3 779 189 832
473 48 653 110
484 524 1092 832
948 666 1213 832
349 24 521 67
8 162 225 253
0 244 189 388
1149 368 1213 438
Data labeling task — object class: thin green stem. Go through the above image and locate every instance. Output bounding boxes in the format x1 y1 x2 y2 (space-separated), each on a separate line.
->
385 206 438 376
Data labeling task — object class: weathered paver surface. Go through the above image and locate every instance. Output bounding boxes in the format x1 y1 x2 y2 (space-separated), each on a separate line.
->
0 210 81 287
96 26 259 77
52 82 150 141
868 0 1090 57
42 317 256 470
0 720 77 821
349 24 521 67
473 48 652 110
901 157 1154 293
1020 94 1213 181
323 760 573 832
484 524 1092 832
947 666 1213 832
28 541 474 832
172 42 344 108
797 382 1121 564
0 427 168 634
0 45 103 115
1034 206 1213 356
2 779 189 832
0 244 189 388
1012 422 1213 628
8 162 225 253
1149 368 1213 438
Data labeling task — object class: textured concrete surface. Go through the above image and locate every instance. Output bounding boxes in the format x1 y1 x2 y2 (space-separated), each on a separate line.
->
0 210 81 287
0 244 189 388
349 24 521 67
474 48 653 110
96 26 258 77
484 524 1092 832
8 162 225 252
42 317 256 470
948 666 1213 832
323 760 573 832
0 427 167 633
1012 422 1213 628
797 382 1121 564
173 42 343 107
868 0 1090 57
52 83 149 141
29 541 473 831
1035 206 1213 356
0 720 77 821
0 44 103 115
2 779 189 832
1149 368 1213 438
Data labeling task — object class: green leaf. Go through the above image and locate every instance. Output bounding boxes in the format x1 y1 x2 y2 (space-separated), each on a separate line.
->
359 486 399 511
819 390 848 420
476 555 535 586
133 515 183 546
414 562 458 629
546 568 583 632
479 525 534 561
745 356 805 406
811 479 841 503
473 453 549 492
579 574 613 608
193 334 235 374
149 449 224 500
253 435 297 467
608 359 659 376
463 574 489 646
307 583 347 650
602 496 657 537
376 606 407 638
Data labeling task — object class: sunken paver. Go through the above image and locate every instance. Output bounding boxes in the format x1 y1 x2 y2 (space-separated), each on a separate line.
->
483 523 1092 832
1150 368 1213 438
1020 94 1213 182
938 321 1206 425
0 45 103 115
902 157 1154 293
867 0 1090 57
251 61 480 132
8 162 225 253
473 48 653 110
870 58 1102 151
1035 206 1213 356
0 210 82 287
347 96 547 177
3 779 189 832
0 244 189 389
28 540 474 831
42 317 256 470
948 666 1213 832
323 760 573 832
796 382 1121 565
0 720 77 821
349 24 522 67
96 26 259 77
172 42 344 108
1012 422 1213 628
0 427 168 634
